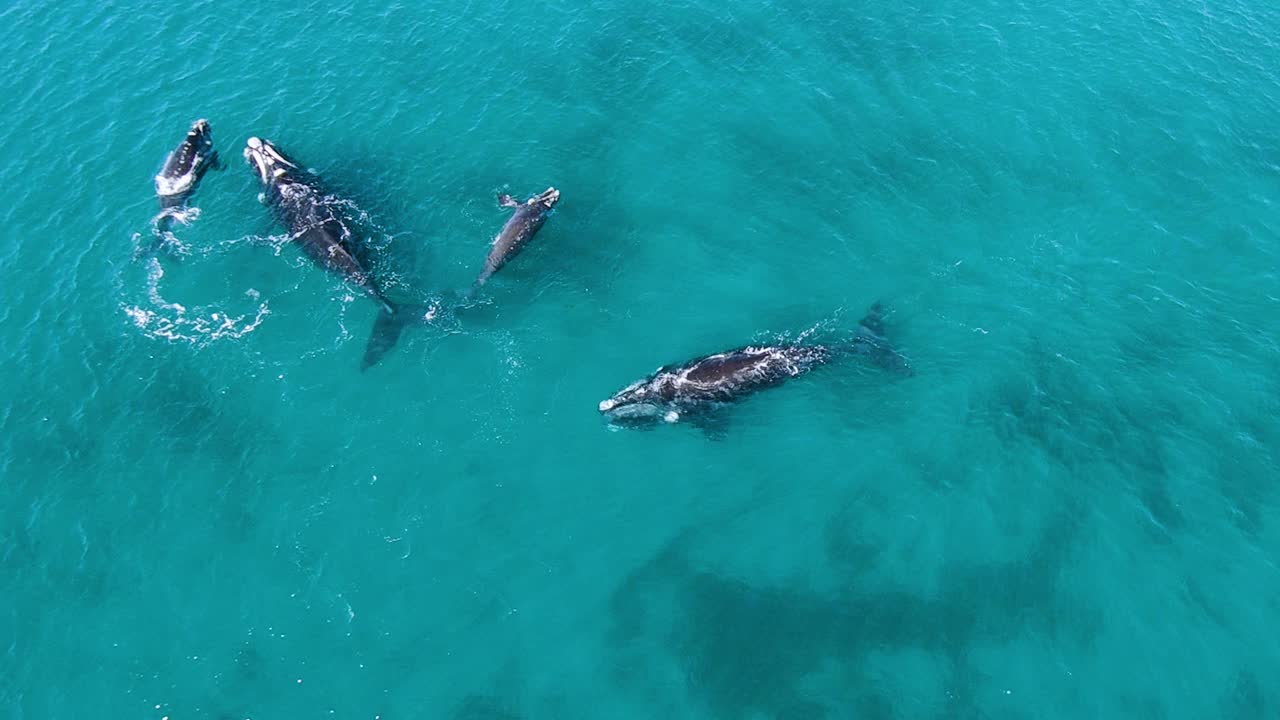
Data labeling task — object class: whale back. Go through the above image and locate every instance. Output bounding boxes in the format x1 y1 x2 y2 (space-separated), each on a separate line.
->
476 188 559 284
156 120 213 197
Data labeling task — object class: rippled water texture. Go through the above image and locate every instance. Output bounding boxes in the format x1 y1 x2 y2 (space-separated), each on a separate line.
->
2 0 1279 718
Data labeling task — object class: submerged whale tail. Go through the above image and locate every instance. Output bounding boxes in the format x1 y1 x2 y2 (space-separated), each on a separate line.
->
154 210 176 236
360 301 441 371
133 209 195 261
844 302 913 376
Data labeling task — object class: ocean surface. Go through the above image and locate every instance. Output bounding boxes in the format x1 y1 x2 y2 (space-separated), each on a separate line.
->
3 0 1279 717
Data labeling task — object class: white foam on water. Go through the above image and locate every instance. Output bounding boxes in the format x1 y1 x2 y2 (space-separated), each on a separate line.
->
122 257 270 344
164 206 201 226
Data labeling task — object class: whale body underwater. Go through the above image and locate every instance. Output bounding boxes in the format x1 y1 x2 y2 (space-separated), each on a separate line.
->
598 303 911 431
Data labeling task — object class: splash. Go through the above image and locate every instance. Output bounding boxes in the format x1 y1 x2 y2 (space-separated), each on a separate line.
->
121 257 270 344
155 205 202 227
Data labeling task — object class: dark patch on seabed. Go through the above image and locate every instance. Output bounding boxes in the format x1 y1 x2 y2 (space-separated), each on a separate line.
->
452 694 523 720
608 501 1090 719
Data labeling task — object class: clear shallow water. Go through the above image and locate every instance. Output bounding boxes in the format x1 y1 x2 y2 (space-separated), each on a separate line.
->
2 0 1279 717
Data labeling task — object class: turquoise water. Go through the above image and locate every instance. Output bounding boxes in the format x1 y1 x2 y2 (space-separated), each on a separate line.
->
3 0 1280 717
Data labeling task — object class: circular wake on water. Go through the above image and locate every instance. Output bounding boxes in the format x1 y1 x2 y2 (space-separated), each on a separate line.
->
120 252 271 345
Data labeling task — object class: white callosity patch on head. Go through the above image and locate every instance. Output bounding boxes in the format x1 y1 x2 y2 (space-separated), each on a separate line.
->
263 142 295 168
526 187 560 208
245 137 301 187
252 156 271 184
245 140 274 184
608 402 664 420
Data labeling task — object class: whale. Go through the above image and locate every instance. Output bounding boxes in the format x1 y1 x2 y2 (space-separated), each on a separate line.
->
142 118 223 253
155 119 220 212
243 136 425 369
598 303 911 431
475 187 560 286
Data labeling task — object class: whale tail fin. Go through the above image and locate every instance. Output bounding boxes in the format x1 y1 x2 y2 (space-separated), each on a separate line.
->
153 210 177 238
844 302 913 376
134 209 189 260
361 301 441 371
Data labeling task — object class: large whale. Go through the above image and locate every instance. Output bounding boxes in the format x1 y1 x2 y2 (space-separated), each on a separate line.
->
155 119 220 212
475 188 560 286
598 303 911 430
243 136 423 369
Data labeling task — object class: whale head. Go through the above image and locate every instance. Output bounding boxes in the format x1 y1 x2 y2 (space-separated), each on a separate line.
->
598 376 680 429
531 187 560 210
243 136 299 186
186 118 212 149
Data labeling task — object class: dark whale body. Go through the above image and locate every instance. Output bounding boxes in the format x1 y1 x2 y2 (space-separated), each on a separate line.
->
476 188 560 285
155 119 220 211
599 303 911 429
243 136 421 369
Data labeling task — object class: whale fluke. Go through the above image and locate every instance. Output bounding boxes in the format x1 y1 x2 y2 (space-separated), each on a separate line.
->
360 302 440 371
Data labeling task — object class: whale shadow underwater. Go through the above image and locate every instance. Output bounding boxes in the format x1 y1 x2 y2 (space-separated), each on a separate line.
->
598 302 912 437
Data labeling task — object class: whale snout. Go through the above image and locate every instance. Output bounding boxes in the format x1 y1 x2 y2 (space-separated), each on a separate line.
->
598 396 672 430
186 118 213 149
243 136 297 185
243 141 274 185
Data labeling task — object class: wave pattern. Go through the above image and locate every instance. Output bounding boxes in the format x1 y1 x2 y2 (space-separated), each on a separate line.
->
2 0 1279 718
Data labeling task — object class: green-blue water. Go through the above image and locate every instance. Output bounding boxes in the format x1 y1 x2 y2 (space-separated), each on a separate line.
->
3 0 1280 717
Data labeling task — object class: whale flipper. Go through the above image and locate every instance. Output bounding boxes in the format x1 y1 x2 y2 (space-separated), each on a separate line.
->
689 411 731 441
497 193 519 209
848 302 912 376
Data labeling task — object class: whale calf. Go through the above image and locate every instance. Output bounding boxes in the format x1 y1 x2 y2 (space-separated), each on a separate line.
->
598 303 911 431
155 119 221 212
143 119 222 251
475 187 560 285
